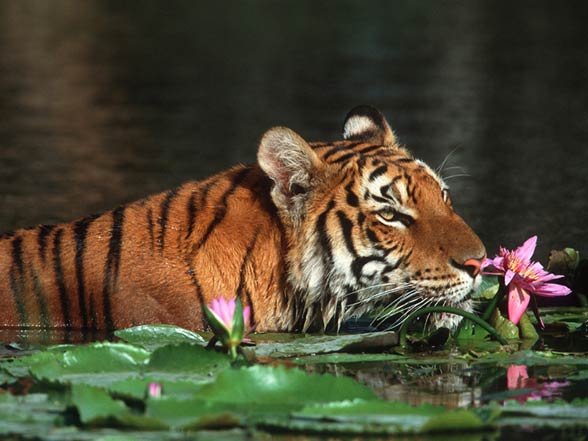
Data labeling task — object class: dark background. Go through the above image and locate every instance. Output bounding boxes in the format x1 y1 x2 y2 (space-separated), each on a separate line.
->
0 0 586 259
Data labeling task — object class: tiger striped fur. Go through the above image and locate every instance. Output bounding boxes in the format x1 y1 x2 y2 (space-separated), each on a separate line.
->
0 106 485 335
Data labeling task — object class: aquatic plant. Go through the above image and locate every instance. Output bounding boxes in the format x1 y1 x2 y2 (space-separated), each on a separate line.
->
203 296 251 359
482 236 572 325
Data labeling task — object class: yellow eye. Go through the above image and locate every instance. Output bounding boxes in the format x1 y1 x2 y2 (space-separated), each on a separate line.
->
376 209 414 227
378 210 396 222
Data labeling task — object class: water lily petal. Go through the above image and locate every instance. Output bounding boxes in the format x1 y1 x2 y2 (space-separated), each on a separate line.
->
504 269 517 285
210 298 220 316
219 297 234 328
228 298 236 318
508 284 530 325
532 282 572 297
243 305 251 329
516 236 537 263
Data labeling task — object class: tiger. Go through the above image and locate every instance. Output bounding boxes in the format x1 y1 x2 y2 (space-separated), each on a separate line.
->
0 106 486 336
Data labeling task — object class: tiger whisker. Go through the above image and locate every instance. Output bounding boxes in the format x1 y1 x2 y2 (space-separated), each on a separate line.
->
436 145 462 176
443 173 471 181
342 282 412 298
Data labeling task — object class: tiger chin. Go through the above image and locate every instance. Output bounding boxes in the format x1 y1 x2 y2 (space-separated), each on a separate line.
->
0 106 485 336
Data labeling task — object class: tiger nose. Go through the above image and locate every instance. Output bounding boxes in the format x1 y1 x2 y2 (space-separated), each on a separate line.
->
463 258 483 277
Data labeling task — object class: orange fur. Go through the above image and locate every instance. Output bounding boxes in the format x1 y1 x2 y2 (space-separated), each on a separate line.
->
0 107 485 334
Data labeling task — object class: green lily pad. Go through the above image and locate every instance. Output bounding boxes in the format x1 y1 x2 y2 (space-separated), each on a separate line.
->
473 276 500 300
198 364 377 405
144 364 377 429
250 331 397 358
497 399 588 428
263 399 497 435
26 343 150 387
115 325 206 350
108 377 205 400
148 343 228 372
71 384 129 425
145 397 242 429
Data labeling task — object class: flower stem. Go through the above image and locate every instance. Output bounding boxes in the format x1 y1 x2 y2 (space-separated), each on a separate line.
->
482 280 505 322
398 306 509 347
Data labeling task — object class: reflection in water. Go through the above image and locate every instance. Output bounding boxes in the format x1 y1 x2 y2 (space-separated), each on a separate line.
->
305 361 483 408
0 1 586 260
506 364 569 403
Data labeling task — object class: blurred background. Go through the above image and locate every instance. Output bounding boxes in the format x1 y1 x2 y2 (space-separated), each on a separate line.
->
0 0 586 259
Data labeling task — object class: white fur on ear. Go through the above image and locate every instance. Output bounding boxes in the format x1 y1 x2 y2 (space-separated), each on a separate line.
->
258 127 322 215
342 105 396 146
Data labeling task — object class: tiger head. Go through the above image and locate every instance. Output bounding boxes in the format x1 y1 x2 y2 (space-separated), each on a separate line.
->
258 106 486 332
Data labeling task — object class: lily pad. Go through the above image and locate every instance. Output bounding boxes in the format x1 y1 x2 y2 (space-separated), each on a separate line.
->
115 325 206 350
203 364 376 403
71 384 129 425
264 399 497 435
26 343 150 387
144 364 377 429
146 343 230 378
473 276 500 300
250 331 398 358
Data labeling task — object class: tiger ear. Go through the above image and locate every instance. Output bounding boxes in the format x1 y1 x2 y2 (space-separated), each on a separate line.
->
258 127 322 213
342 105 396 146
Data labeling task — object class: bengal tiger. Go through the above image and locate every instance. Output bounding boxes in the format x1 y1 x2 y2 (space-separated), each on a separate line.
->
0 106 486 336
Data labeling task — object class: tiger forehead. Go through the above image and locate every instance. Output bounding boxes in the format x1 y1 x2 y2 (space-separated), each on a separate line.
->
360 157 445 205
310 140 390 164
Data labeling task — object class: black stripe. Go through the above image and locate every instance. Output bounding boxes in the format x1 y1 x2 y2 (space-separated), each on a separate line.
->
371 193 393 204
30 267 51 329
9 236 28 325
345 182 359 207
331 152 357 164
356 144 382 155
194 168 251 251
103 206 125 330
37 224 55 263
147 208 155 249
316 200 336 264
89 295 98 339
368 165 388 182
158 187 180 251
322 142 365 161
336 210 356 256
366 227 379 244
73 215 98 330
185 193 198 239
186 266 207 328
185 180 215 239
236 230 260 327
52 228 72 333
351 256 388 281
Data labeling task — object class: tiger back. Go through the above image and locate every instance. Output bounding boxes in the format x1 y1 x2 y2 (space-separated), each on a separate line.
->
0 106 486 334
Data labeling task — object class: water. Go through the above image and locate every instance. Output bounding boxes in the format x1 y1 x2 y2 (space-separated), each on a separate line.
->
0 0 586 260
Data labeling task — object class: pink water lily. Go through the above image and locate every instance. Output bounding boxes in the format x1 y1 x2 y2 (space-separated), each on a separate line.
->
208 297 251 333
147 382 162 399
204 296 251 359
482 236 572 325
